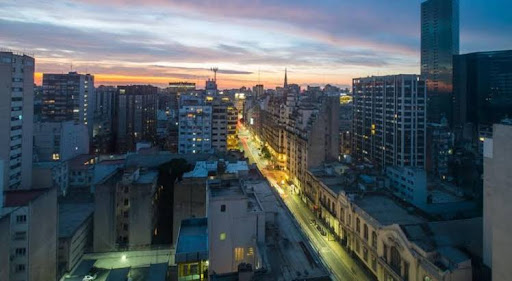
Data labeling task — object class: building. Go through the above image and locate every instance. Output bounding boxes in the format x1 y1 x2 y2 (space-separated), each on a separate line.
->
58 203 94 276
32 161 69 195
252 84 264 99
305 167 480 281
285 96 340 191
352 75 427 170
175 218 209 281
261 95 286 168
421 0 459 123
207 179 265 275
386 166 427 207
68 154 95 188
33 121 89 162
42 72 95 137
115 85 157 153
453 50 512 142
426 119 453 179
0 188 58 281
483 122 512 280
93 85 117 154
0 51 34 191
94 167 159 251
178 95 213 154
339 94 353 155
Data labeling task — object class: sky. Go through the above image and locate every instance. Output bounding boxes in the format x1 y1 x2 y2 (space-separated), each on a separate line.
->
1 0 511 89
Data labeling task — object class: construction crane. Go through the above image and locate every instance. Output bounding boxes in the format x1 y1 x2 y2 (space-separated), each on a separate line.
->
210 67 219 81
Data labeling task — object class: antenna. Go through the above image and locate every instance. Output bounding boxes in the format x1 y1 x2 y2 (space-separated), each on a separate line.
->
210 67 219 81
70 62 73 72
258 68 260 84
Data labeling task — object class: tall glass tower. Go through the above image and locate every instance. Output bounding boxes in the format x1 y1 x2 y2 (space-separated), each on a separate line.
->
421 0 459 124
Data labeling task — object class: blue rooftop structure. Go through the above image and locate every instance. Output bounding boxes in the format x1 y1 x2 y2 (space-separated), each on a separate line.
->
175 218 208 263
148 263 169 281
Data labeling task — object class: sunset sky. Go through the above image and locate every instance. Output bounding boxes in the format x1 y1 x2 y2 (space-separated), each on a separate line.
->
1 0 511 89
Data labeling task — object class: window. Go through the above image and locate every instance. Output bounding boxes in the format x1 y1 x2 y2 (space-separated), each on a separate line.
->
363 247 368 262
220 233 226 241
124 199 129 206
14 231 26 240
220 204 226 212
52 153 60 160
16 215 26 223
355 239 360 253
356 217 360 233
371 255 377 271
15 264 25 273
404 261 410 281
372 231 377 249
123 224 128 231
15 248 26 256
364 224 369 241
234 247 244 263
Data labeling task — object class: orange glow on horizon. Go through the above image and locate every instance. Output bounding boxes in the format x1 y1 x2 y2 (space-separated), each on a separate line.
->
34 72 352 89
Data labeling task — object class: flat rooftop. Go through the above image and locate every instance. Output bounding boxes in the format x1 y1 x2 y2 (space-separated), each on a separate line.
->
59 203 94 238
176 218 208 259
354 194 426 226
135 171 159 184
209 179 245 198
4 188 50 207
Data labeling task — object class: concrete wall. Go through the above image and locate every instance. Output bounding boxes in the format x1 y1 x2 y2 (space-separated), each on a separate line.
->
0 214 10 279
208 195 264 274
173 178 207 244
129 182 156 246
94 181 117 252
483 124 512 280
29 188 58 281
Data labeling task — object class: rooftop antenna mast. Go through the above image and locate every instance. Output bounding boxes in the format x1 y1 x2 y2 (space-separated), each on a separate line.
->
210 67 219 81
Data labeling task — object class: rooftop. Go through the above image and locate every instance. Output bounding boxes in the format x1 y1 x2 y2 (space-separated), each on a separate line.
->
209 179 245 198
354 193 426 226
4 188 49 207
59 203 94 238
135 171 159 184
176 218 208 262
183 161 218 178
68 154 96 170
401 217 482 258
225 160 249 174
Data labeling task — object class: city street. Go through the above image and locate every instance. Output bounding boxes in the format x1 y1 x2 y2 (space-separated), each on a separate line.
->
238 124 375 281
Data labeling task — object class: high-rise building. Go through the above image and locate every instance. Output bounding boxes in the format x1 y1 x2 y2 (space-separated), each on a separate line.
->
178 95 212 154
352 75 427 170
483 122 512 280
114 85 157 153
252 84 264 99
453 50 512 142
42 72 95 137
421 0 459 123
93 85 117 154
0 51 34 192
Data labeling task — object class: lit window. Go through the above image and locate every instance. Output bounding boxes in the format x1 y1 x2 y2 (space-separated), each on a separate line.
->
234 247 244 263
220 233 226 241
52 153 60 160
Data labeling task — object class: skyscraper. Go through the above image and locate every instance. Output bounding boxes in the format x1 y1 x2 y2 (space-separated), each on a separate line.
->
42 72 95 137
0 51 34 192
453 50 512 142
421 0 459 124
352 75 427 170
114 85 157 153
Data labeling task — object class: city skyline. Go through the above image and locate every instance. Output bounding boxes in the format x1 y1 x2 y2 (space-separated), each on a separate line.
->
1 0 511 88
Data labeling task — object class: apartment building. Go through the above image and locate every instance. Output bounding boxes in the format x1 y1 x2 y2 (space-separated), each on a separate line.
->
352 75 427 170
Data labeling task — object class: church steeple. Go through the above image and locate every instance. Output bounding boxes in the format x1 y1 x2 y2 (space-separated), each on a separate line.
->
284 68 288 88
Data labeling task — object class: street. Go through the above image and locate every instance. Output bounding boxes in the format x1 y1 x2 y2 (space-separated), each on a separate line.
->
238 124 375 281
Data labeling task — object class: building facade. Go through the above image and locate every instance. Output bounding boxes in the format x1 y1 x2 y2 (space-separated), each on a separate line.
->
115 85 157 153
453 50 512 142
33 121 89 162
93 85 117 154
178 95 213 154
421 0 459 123
483 122 512 280
0 51 34 191
0 188 58 281
352 75 427 170
42 72 95 137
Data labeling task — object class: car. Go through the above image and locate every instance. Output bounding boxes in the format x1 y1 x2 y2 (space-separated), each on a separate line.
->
83 275 96 281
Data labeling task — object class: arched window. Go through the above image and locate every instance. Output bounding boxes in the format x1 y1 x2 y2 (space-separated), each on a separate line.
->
356 217 360 233
363 224 369 241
